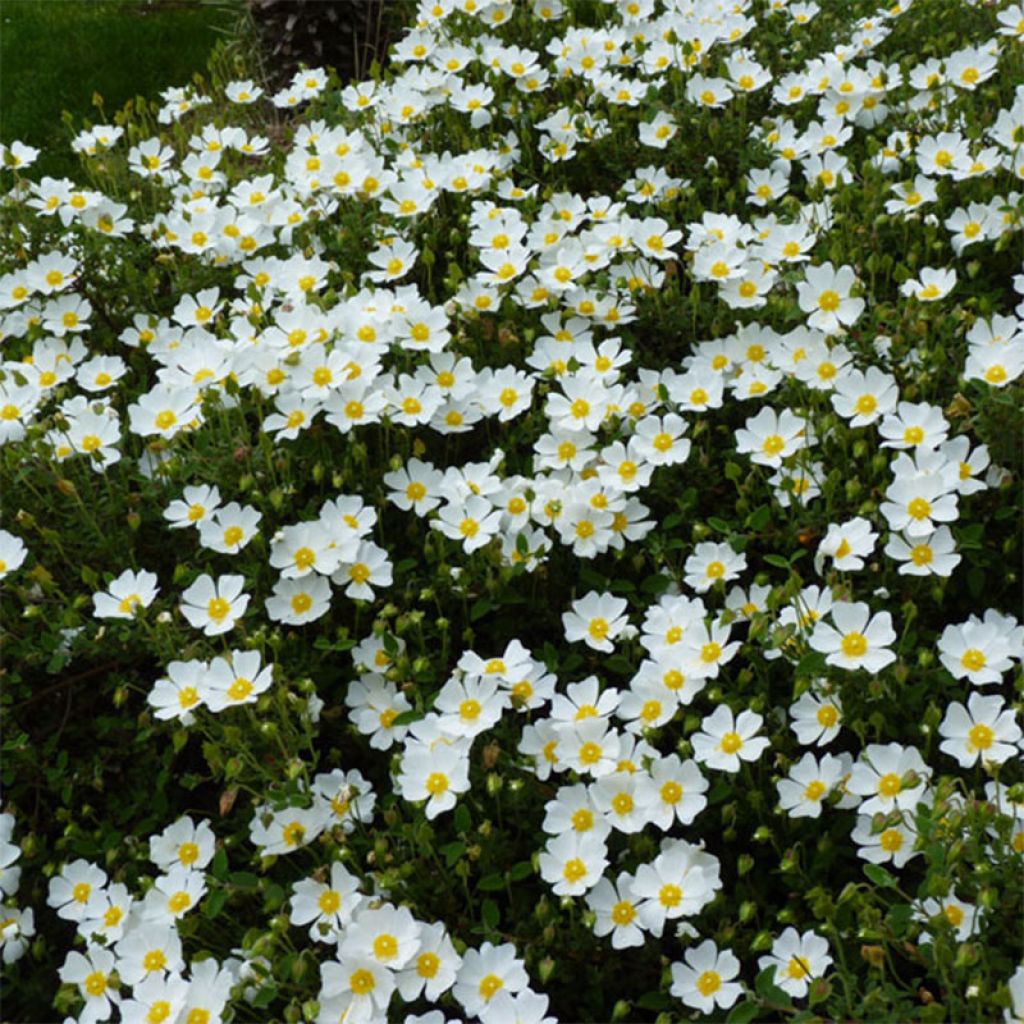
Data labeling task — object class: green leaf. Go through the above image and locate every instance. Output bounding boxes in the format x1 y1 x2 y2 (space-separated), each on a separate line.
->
229 871 260 889
391 709 421 727
641 574 671 595
470 598 494 622
754 967 793 1007
211 848 228 882
481 898 500 931
441 841 465 867
382 632 399 655
203 889 228 919
796 651 827 676
454 803 471 833
636 991 671 1010
864 864 898 888
478 873 505 891
726 1001 760 1024
708 516 732 533
251 984 277 1009
509 861 533 881
763 554 791 569
886 903 914 937
747 505 771 531
579 567 608 590
604 655 633 674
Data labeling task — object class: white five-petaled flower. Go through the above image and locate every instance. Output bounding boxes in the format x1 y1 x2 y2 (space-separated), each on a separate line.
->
757 928 832 998
691 705 770 773
562 591 630 652
92 569 159 620
179 574 249 636
809 601 896 672
938 693 1021 768
670 939 743 1014
796 262 864 333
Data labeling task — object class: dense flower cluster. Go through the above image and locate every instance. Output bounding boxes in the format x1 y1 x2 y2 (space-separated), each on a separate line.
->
1 0 1022 1020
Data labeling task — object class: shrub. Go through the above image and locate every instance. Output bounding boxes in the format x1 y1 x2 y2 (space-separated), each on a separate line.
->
0 0 1022 1022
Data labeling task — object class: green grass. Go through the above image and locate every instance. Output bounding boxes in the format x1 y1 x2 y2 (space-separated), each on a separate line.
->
0 0 242 181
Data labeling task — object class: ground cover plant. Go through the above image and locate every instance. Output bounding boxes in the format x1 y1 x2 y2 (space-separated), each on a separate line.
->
1 0 1023 1021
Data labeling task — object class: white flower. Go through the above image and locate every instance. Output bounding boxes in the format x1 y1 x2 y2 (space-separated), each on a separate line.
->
796 262 864 333
562 591 629 652
776 752 845 818
179 574 249 636
938 693 1021 768
691 705 770 773
809 601 896 673
757 928 832 998
538 831 608 895
670 939 743 1013
92 569 159 620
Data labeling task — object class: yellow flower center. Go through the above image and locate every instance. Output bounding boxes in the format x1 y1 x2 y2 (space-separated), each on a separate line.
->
417 951 440 977
148 1001 172 1023
143 949 167 972
817 704 838 728
228 677 253 701
968 723 994 751
563 857 587 883
701 642 721 663
960 648 986 672
458 698 481 721
878 772 902 798
720 731 742 754
479 974 504 1000
786 957 809 980
611 791 633 815
697 970 722 996
426 772 449 796
373 933 398 961
571 808 594 831
804 780 827 801
818 290 840 312
879 829 903 852
661 781 682 805
222 525 244 547
84 971 107 996
841 632 867 657
611 899 636 925
659 883 682 907
350 968 375 994
167 891 191 914
908 497 932 520
641 699 661 722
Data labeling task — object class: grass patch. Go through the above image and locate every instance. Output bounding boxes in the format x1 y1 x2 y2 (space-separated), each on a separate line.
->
0 0 241 180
